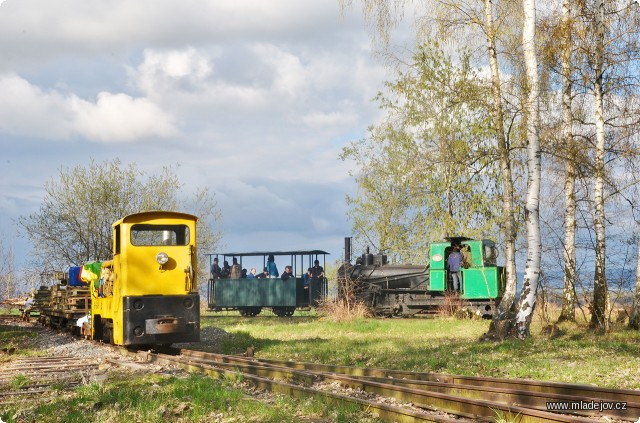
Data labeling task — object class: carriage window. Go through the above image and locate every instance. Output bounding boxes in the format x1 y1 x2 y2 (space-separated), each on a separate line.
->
130 224 190 246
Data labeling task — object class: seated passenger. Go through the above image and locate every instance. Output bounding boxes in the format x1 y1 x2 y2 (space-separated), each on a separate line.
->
256 267 269 279
304 268 312 288
222 260 231 278
304 267 312 301
241 268 247 278
247 268 257 279
230 257 242 279
281 265 294 281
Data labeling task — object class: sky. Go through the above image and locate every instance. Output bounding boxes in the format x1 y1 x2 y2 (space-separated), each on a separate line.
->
0 0 409 269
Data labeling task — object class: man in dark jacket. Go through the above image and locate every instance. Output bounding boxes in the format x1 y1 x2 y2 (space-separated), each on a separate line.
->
211 257 222 279
281 265 294 280
310 260 324 284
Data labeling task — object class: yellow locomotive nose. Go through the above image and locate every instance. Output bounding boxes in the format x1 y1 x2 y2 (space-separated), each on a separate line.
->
90 211 200 346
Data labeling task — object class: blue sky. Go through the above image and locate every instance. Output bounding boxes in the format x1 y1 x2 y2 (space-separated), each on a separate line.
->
0 0 406 267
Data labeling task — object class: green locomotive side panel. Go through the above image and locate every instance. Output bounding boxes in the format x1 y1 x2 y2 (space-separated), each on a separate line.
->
429 243 447 270
461 267 500 299
429 269 446 291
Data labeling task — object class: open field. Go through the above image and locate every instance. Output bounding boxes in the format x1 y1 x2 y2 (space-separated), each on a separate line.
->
2 309 640 422
198 312 640 390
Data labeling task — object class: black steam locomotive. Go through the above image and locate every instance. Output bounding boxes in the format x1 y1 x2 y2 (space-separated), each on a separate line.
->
338 237 505 317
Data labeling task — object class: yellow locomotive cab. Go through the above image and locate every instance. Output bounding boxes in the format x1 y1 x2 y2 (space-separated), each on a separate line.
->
91 211 200 346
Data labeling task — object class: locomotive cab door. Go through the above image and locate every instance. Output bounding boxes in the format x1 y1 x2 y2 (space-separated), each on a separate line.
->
428 243 447 291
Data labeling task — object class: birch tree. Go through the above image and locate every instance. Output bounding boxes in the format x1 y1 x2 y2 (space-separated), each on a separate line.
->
480 0 519 337
558 0 579 323
631 236 640 328
0 240 16 300
511 0 542 338
587 0 609 331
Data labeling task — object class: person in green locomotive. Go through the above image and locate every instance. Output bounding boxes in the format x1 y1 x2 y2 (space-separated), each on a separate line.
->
447 244 463 291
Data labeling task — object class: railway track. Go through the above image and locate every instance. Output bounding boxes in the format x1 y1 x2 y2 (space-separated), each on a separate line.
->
136 348 637 422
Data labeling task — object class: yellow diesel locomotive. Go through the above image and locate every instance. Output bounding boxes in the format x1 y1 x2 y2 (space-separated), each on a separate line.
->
90 211 200 346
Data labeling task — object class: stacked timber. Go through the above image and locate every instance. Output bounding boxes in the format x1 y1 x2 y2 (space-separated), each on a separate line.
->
32 286 52 313
64 286 90 315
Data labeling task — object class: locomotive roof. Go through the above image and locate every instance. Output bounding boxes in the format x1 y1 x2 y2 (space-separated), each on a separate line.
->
208 250 329 257
118 210 198 224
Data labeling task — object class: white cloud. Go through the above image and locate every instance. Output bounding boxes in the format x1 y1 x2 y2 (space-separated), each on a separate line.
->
303 111 358 128
251 43 308 98
0 74 75 138
70 92 176 142
132 48 213 95
0 0 348 71
0 73 176 143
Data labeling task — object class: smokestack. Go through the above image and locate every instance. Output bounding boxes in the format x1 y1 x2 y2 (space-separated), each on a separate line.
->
344 237 352 263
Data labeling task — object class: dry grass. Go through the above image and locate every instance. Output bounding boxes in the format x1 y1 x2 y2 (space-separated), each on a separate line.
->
315 298 373 322
437 291 466 317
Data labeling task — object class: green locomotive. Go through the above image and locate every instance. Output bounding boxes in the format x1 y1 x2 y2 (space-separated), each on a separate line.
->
339 237 505 317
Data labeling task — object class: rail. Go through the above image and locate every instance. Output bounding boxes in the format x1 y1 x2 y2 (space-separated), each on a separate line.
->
134 349 634 422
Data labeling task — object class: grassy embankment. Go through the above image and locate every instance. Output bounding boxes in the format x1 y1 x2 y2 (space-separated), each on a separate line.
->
1 307 639 422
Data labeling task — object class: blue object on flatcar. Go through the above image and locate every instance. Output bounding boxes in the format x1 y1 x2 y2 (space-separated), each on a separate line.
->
68 266 84 287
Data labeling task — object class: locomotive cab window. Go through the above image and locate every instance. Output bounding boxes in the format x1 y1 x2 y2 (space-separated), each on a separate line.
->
130 224 191 246
114 225 121 254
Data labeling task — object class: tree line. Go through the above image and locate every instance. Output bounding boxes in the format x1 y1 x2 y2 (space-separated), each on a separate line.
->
341 0 640 337
2 158 221 297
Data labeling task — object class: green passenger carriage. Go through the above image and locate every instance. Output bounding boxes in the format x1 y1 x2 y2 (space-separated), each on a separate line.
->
206 250 329 317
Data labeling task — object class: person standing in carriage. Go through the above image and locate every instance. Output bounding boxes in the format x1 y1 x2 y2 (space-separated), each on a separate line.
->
211 257 222 279
310 260 324 284
267 254 279 278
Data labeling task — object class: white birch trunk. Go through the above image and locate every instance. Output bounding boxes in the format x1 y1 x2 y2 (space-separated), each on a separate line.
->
591 0 609 331
559 0 577 323
483 0 518 333
513 0 542 339
630 239 640 329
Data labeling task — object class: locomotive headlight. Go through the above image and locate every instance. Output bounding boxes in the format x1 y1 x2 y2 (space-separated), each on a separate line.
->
156 252 169 265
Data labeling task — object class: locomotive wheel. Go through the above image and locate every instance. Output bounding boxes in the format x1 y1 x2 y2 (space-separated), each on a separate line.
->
239 308 248 317
103 321 114 345
284 307 295 317
247 307 262 317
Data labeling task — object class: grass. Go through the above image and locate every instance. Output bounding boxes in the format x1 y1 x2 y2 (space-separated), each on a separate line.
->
197 312 640 389
2 306 640 422
2 370 380 423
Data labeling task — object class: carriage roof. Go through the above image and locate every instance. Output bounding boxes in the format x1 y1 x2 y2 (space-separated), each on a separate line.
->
207 250 329 258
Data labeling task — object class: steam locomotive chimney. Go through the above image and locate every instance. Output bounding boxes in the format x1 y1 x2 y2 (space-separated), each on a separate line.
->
344 237 352 263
